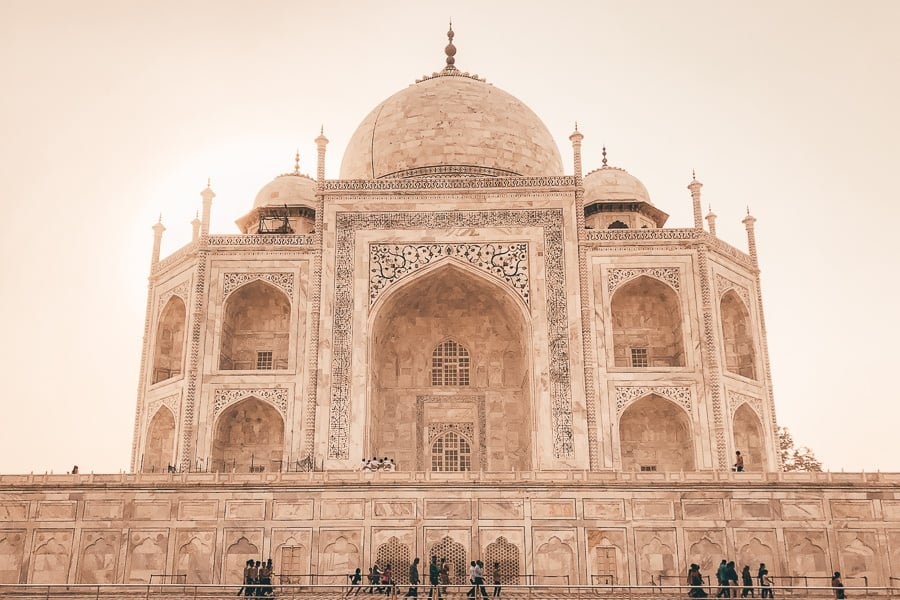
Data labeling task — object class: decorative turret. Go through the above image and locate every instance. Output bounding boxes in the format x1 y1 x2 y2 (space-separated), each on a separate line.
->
191 211 201 243
151 215 165 266
200 179 215 237
742 207 758 266
688 171 703 230
315 127 329 183
705 205 717 238
569 123 584 181
582 146 667 229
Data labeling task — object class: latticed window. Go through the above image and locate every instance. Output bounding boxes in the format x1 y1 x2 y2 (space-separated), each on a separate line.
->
431 431 472 472
630 347 648 368
431 340 470 386
257 351 273 370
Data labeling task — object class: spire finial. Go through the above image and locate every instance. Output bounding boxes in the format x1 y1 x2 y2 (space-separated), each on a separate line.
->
157 212 162 224
294 148 300 174
444 20 457 70
602 145 608 167
207 176 211 189
692 169 696 181
574 121 579 132
320 124 324 135
746 205 751 216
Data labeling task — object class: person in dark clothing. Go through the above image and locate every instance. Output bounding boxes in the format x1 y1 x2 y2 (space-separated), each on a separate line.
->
716 560 729 598
726 562 739 597
491 562 501 598
428 556 441 600
758 565 773 599
831 572 846 599
734 451 744 472
347 568 363 597
405 558 420 597
688 564 708 598
740 565 754 597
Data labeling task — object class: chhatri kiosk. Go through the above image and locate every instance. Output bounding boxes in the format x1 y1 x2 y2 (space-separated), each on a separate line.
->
1 27 898 591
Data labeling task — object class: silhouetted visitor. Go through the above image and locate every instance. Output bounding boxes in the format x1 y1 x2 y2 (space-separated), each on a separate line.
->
405 557 420 597
688 563 708 598
758 565 772 599
492 562 501 597
428 556 441 600
716 560 729 597
741 565 754 597
347 567 363 596
831 572 845 599
734 451 744 472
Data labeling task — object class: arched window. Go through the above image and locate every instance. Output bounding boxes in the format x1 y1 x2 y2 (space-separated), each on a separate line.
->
608 220 628 229
720 291 757 379
431 340 470 386
431 431 471 472
610 276 685 368
219 280 290 371
152 296 186 383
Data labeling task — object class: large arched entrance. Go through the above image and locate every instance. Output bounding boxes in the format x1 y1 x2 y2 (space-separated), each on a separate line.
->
219 280 290 371
369 263 532 472
619 395 694 471
152 296 186 383
720 291 757 379
143 407 176 473
211 398 284 472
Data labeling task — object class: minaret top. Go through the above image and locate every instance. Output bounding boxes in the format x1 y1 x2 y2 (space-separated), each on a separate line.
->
444 21 457 71
294 149 300 175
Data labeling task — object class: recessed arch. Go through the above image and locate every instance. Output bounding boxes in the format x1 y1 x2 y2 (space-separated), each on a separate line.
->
219 280 290 371
619 394 694 471
152 296 186 383
143 407 176 473
720 290 757 379
608 220 628 229
369 261 532 472
211 397 284 472
610 275 684 367
733 403 765 471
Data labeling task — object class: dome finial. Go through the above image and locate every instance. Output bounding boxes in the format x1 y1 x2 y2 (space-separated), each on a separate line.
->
602 145 608 167
444 20 457 70
294 148 300 174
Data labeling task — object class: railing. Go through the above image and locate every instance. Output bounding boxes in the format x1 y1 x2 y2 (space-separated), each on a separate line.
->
0 582 897 599
769 575 869 596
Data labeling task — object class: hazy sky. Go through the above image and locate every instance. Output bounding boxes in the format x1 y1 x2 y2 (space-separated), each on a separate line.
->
1 1 898 473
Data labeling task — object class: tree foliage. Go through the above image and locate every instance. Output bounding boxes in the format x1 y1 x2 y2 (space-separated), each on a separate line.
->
777 426 824 472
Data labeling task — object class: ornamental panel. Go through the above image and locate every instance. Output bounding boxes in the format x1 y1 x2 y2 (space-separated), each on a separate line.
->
607 267 680 295
726 390 764 421
614 386 692 415
213 388 289 418
715 274 752 307
156 281 191 316
369 243 529 307
223 272 294 300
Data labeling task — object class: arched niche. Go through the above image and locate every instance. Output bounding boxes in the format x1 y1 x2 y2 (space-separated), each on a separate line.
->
219 280 290 371
611 276 684 368
733 403 765 472
211 398 284 473
370 262 531 472
619 394 694 471
152 296 186 383
143 407 176 473
720 291 757 379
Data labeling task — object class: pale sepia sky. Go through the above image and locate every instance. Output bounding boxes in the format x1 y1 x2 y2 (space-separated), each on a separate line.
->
0 0 897 473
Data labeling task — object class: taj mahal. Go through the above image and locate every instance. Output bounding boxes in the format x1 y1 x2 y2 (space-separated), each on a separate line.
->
1 26 899 594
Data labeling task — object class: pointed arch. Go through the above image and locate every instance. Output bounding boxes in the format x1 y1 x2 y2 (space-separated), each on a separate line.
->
610 275 684 367
224 537 259 584
376 537 411 584
733 403 765 471
429 536 467 584
619 394 694 471
219 279 290 371
430 430 472 472
484 537 520 585
143 406 176 473
720 290 757 379
369 261 533 472
152 296 186 383
211 397 284 473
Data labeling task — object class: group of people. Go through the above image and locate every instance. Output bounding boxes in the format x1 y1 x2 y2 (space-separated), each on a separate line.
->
686 561 773 598
360 457 397 472
347 557 502 599
239 558 274 597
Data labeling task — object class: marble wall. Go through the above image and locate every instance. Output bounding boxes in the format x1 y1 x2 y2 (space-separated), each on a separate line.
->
1 471 899 587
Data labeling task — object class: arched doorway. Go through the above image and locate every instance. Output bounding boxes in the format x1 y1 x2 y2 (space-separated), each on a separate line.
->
143 407 175 472
720 291 757 379
152 296 186 383
619 395 694 471
370 263 531 472
211 398 284 472
219 280 290 370
610 276 684 368
733 403 765 471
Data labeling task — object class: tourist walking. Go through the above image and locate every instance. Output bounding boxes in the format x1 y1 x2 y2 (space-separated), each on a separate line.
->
740 565 754 597
439 558 450 598
716 560 729 598
831 572 846 599
757 565 773 599
734 451 744 472
467 561 478 599
726 562 739 597
688 564 708 598
256 558 273 596
381 564 394 596
474 561 488 599
428 556 441 600
492 562 501 598
347 568 363 596
405 558 420 597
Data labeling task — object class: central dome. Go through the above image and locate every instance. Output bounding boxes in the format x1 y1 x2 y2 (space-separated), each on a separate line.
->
339 73 564 179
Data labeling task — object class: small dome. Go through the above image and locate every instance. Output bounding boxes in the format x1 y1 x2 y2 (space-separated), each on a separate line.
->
583 166 652 205
253 172 316 209
340 74 563 179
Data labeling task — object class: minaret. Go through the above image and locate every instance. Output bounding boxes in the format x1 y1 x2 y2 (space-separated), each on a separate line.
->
444 21 457 72
688 171 703 230
200 178 215 237
315 127 329 183
742 207 758 266
569 122 584 180
151 215 165 266
191 211 201 243
705 205 718 238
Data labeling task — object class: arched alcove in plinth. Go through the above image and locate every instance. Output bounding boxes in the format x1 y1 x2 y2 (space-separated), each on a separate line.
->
369 262 532 472
219 280 290 371
733 403 765 471
720 291 757 379
619 395 694 471
143 407 176 472
211 398 284 472
610 276 684 368
152 296 186 383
